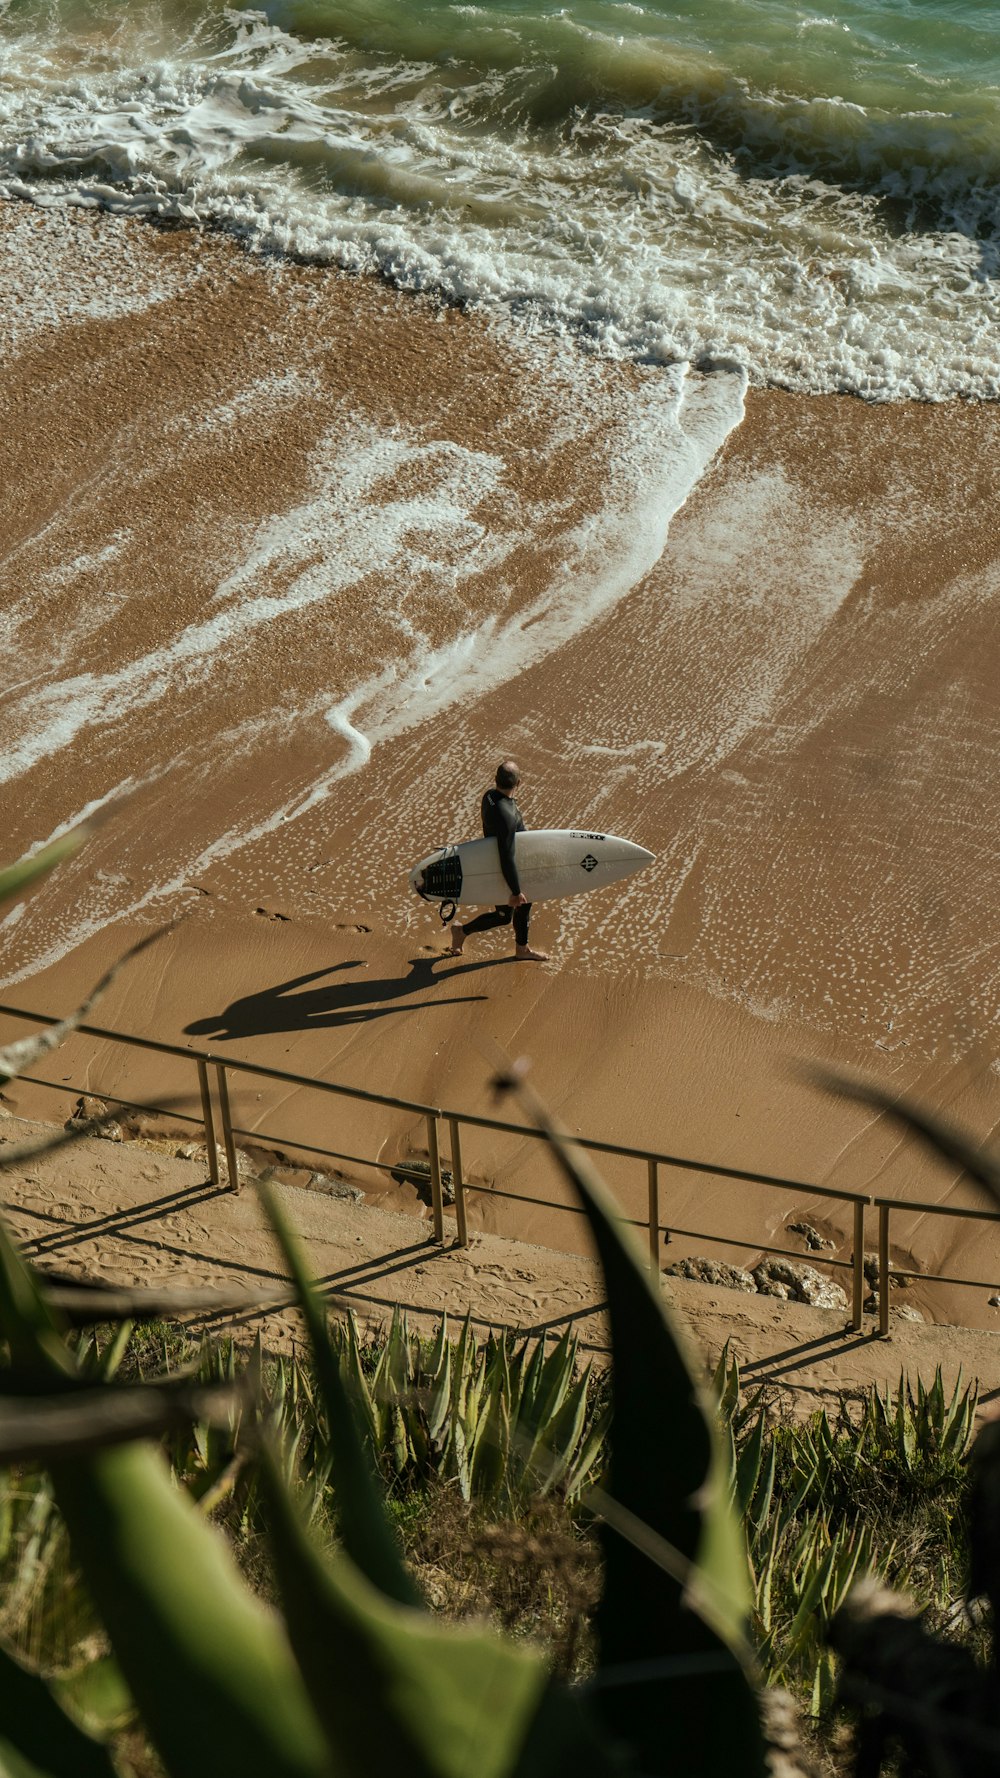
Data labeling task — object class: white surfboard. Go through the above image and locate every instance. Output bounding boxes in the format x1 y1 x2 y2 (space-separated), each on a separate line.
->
409 829 654 908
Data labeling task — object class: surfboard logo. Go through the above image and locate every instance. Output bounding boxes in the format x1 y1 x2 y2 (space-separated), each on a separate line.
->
580 854 598 872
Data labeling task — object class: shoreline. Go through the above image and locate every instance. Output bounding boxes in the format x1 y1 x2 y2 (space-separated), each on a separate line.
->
3 200 1000 1331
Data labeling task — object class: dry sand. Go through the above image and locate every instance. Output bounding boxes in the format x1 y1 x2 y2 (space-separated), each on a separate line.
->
4 1113 999 1419
3 202 1000 1333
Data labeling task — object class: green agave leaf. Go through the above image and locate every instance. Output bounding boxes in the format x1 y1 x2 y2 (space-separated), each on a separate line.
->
0 1219 77 1383
0 1215 330 1778
449 1414 472 1500
747 1435 776 1536
754 1515 782 1636
258 1179 421 1608
370 1312 400 1413
342 1315 379 1456
0 926 171 1090
0 1638 119 1778
493 1074 764 1778
563 1399 611 1504
710 1339 732 1399
530 1328 576 1435
812 1065 1000 1210
469 1349 512 1507
451 1314 479 1422
0 834 89 914
517 1333 547 1426
386 1310 412 1401
52 1657 133 1738
425 1338 453 1448
895 1389 916 1471
735 1410 767 1519
0 1740 54 1778
424 1316 449 1388
463 1347 487 1432
532 1369 590 1497
715 1348 741 1424
506 1335 529 1412
257 1443 538 1778
939 1369 962 1437
52 1441 332 1778
404 1399 430 1472
389 1402 411 1477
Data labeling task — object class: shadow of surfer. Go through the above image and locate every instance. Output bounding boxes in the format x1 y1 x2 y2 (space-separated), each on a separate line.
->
183 954 502 1043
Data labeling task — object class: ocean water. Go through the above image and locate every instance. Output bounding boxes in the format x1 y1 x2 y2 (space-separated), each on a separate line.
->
2 0 999 398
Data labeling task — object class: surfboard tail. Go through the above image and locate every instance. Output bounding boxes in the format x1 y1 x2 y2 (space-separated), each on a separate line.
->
409 847 464 903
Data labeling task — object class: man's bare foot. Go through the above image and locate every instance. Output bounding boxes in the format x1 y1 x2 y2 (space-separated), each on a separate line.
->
515 944 548 962
450 923 465 955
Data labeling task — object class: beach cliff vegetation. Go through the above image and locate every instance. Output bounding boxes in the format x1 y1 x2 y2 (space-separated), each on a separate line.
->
1 851 998 1777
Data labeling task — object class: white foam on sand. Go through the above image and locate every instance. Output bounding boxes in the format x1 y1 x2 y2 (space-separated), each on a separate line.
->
1 358 744 794
0 421 518 787
0 206 203 364
651 464 865 780
0 356 746 982
290 363 748 816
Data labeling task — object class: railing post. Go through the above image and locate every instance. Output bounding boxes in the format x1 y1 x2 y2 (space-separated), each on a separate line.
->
878 1203 891 1337
647 1159 660 1272
449 1117 468 1247
215 1063 241 1193
852 1199 865 1330
196 1059 221 1186
426 1114 444 1243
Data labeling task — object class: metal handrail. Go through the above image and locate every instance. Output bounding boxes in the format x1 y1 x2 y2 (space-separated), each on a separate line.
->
871 1194 1000 1224
872 1193 1000 1336
1 998 871 1327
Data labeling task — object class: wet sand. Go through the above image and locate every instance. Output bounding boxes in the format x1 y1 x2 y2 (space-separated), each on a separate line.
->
3 202 1000 1328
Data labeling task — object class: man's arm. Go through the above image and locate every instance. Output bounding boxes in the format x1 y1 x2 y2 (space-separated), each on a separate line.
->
491 796 522 898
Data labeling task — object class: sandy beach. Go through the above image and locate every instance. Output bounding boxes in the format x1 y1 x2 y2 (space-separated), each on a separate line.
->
6 1111 1000 1419
3 202 1000 1329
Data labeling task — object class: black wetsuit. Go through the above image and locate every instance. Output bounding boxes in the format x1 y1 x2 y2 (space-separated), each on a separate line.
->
461 787 531 946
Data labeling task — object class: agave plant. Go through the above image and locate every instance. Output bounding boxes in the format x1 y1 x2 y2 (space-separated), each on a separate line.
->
322 1311 610 1510
0 1045 768 1777
0 841 765 1777
711 1345 979 1719
805 1073 1000 1774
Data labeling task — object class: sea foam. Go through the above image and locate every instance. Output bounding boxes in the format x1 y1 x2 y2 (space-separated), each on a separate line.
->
1 1 999 398
0 347 745 985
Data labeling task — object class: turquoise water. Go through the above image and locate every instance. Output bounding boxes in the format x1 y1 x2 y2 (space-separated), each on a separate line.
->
2 0 999 394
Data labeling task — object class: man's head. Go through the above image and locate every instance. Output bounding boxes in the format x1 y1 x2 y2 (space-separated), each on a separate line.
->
496 759 520 792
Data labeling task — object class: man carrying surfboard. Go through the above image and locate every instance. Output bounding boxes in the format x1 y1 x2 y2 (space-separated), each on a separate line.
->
450 761 549 962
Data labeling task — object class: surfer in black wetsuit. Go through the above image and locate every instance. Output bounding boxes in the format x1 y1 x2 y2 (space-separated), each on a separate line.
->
449 760 548 962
